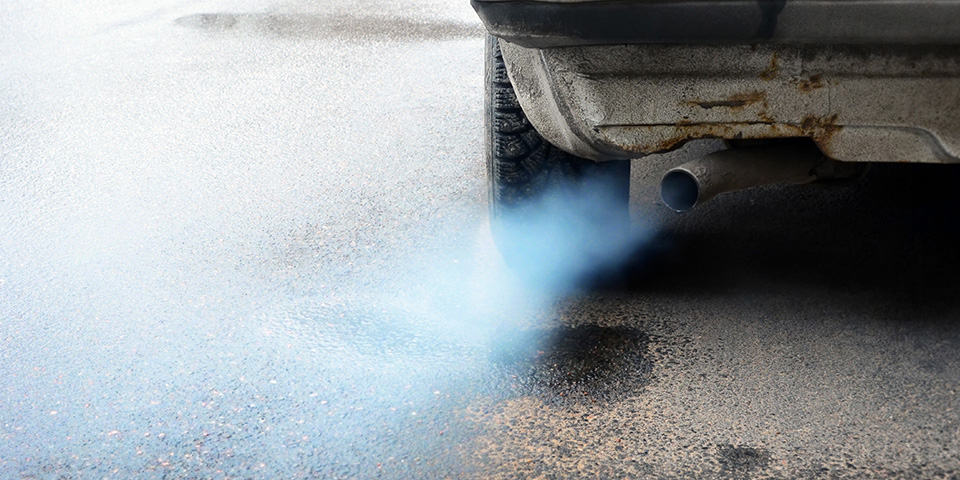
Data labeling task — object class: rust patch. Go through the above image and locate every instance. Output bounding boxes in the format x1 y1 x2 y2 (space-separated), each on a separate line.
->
799 114 843 150
620 123 796 154
759 53 780 81
795 75 825 92
757 108 776 124
688 91 766 110
652 131 714 152
604 116 843 156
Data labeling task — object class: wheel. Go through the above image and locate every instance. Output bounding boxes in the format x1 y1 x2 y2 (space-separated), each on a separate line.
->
485 35 632 280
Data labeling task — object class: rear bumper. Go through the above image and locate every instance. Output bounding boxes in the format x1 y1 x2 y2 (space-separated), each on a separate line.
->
497 41 960 163
472 0 960 48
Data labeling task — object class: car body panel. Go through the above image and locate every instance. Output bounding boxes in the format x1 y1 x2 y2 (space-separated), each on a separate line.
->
473 0 960 48
475 0 960 163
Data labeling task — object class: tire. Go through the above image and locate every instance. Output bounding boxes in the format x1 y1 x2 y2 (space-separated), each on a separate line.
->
485 35 632 278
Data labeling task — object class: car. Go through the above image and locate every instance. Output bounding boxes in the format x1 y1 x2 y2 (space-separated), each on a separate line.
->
472 0 960 268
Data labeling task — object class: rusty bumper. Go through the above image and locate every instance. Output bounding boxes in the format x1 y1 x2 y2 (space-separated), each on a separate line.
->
498 41 960 163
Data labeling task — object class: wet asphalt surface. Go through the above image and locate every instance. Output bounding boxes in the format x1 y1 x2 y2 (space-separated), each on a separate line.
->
2 1 959 479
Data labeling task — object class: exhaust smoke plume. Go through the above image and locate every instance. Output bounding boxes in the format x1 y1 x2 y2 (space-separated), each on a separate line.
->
0 7 656 475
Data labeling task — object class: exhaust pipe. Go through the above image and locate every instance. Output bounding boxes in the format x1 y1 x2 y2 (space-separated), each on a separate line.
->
660 146 843 212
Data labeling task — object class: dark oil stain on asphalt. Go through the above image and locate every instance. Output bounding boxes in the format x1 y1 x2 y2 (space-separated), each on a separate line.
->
716 444 771 473
174 13 484 42
489 324 653 404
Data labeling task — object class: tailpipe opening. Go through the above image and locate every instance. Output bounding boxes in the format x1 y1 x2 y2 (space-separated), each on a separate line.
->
660 170 700 212
659 142 855 212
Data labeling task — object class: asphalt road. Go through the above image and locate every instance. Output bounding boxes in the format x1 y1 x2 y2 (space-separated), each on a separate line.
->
2 1 959 479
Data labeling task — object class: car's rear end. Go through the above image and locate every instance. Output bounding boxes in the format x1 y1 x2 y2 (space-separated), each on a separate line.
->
474 0 960 166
